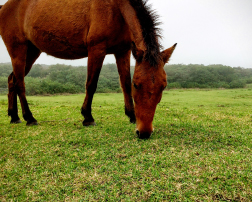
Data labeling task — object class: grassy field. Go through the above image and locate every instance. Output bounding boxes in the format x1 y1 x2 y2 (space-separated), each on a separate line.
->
0 89 251 201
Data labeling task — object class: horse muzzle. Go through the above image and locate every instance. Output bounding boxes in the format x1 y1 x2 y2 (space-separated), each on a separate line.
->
136 129 153 139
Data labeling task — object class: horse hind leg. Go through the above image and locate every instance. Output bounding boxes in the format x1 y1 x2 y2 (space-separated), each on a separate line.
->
8 72 22 123
24 42 41 76
8 42 41 125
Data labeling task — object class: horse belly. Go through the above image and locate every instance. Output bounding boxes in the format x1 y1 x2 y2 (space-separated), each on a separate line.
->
29 28 88 59
24 1 90 59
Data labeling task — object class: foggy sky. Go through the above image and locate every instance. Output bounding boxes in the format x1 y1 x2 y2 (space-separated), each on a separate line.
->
0 0 251 68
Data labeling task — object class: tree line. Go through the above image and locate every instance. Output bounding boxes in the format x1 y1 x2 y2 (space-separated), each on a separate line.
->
0 63 251 95
166 64 252 89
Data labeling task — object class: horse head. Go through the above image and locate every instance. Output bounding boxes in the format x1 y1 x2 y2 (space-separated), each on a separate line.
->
132 43 177 139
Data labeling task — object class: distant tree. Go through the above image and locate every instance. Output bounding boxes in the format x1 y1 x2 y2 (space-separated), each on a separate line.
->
28 64 49 78
1 62 252 94
0 63 12 77
0 77 8 88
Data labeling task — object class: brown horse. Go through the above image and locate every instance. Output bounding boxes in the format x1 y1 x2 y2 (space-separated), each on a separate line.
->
0 0 176 139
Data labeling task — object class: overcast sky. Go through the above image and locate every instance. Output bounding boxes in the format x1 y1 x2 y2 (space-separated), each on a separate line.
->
0 0 252 68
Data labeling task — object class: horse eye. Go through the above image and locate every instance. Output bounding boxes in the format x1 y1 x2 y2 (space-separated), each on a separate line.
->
133 83 138 89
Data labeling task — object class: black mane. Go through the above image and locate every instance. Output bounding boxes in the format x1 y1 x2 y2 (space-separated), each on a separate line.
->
129 0 162 67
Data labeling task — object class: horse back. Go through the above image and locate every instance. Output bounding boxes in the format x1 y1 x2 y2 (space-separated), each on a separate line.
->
0 0 132 58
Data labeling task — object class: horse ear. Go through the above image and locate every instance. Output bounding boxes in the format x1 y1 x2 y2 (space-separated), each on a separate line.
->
162 43 177 64
131 42 144 62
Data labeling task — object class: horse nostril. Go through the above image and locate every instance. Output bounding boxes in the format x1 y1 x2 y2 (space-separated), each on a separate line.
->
137 131 152 139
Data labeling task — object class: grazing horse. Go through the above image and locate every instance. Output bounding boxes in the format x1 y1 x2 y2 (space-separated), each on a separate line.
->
0 0 176 139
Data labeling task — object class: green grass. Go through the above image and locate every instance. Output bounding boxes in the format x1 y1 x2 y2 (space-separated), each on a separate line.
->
0 89 251 201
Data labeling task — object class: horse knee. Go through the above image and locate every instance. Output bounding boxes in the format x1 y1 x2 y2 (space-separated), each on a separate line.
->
14 80 26 95
8 73 15 91
124 82 132 94
86 84 97 95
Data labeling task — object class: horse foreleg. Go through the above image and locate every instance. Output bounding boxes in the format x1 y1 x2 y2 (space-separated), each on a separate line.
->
115 50 136 123
8 73 21 123
81 46 106 126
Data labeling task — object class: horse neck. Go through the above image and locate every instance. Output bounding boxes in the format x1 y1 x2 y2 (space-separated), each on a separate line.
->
119 1 147 51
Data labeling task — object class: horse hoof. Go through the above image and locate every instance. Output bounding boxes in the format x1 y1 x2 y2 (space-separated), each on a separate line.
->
130 117 136 124
83 121 96 126
26 121 38 126
10 119 22 124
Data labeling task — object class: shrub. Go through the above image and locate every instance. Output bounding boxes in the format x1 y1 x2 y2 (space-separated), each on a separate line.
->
167 82 181 89
0 77 8 88
229 80 246 89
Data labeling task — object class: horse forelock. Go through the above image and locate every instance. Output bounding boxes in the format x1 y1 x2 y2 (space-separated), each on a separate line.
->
128 0 162 67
